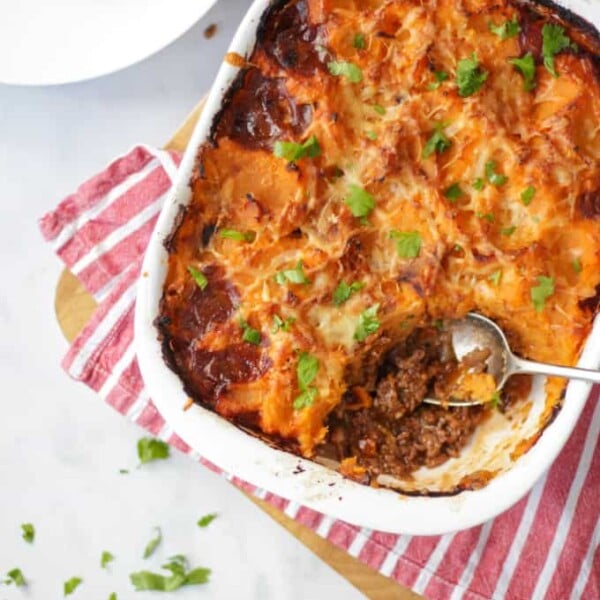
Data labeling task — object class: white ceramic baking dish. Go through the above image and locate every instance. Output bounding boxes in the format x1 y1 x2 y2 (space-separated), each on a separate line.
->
135 0 600 535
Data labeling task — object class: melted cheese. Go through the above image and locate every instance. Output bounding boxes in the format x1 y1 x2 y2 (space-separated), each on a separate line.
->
162 0 600 457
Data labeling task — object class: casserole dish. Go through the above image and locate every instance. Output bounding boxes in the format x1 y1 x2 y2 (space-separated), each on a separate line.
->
136 0 600 535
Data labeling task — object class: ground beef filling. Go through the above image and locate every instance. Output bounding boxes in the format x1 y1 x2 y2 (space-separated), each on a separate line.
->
323 327 487 482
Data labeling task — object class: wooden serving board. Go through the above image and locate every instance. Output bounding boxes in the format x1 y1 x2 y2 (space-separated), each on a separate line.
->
54 99 421 600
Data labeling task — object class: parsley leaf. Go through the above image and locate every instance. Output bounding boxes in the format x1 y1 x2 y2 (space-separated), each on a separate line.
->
4 568 26 586
137 438 170 465
444 183 464 201
272 314 295 333
542 23 576 77
485 160 508 186
274 261 310 285
344 184 375 219
239 318 261 345
197 513 218 528
489 18 520 40
143 527 162 559
573 257 583 273
109 594 117 600
456 53 488 97
428 70 449 90
531 275 555 312
219 229 255 242
353 33 366 49
21 523 34 544
188 265 208 290
422 122 452 158
328 61 363 83
488 269 503 286
130 556 211 592
508 53 536 91
333 281 365 306
477 212 495 223
521 185 536 205
64 577 83 596
354 304 380 342
390 230 422 258
101 551 115 569
473 177 485 191
490 391 501 409
365 130 377 140
501 225 516 236
294 352 320 410
373 104 386 115
273 136 321 161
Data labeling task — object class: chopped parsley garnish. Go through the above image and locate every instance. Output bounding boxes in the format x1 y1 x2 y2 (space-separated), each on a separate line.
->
188 266 208 290
198 513 218 528
365 130 377 141
542 23 576 77
354 304 381 342
344 184 375 219
333 280 365 306
428 70 449 90
390 230 422 258
130 555 210 592
4 568 26 586
444 183 464 201
485 160 508 186
489 18 520 40
488 269 503 286
433 319 444 330
219 228 255 242
239 318 261 345
21 523 34 544
508 53 536 91
422 122 452 159
272 314 295 333
353 33 366 49
490 391 501 409
137 438 170 465
501 225 516 236
273 136 321 161
373 104 386 115
477 212 495 223
456 53 488 97
64 577 83 596
573 257 583 273
531 275 555 312
521 185 536 205
143 527 162 559
274 261 310 285
294 352 320 410
473 178 485 191
328 61 363 83
101 551 115 569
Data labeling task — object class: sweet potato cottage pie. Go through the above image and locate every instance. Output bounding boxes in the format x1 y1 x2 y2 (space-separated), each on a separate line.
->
157 0 600 490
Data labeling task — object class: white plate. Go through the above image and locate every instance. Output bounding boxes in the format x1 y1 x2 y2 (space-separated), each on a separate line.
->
0 0 218 86
135 0 600 535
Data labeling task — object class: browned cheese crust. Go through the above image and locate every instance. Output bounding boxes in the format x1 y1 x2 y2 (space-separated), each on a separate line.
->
157 0 600 481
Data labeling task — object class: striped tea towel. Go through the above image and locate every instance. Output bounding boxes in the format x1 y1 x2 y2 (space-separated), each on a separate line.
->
40 145 599 600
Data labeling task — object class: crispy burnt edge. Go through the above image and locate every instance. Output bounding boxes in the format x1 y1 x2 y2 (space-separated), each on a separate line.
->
153 0 599 496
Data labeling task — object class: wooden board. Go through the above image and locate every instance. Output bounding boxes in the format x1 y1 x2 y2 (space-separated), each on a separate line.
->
54 100 421 600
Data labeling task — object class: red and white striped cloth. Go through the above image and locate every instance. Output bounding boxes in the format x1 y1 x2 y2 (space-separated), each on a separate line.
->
40 145 599 600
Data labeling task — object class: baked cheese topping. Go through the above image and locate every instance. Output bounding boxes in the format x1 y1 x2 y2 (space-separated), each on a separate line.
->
159 0 600 459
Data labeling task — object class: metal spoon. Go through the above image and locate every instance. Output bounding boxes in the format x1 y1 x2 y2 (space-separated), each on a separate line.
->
423 312 600 407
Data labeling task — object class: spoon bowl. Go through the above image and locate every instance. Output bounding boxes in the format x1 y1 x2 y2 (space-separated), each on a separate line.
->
424 313 600 407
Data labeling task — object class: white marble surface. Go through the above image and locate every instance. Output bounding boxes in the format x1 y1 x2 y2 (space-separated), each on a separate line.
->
0 1 365 597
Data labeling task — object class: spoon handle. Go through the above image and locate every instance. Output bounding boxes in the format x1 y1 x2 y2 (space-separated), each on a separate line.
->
511 355 600 385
